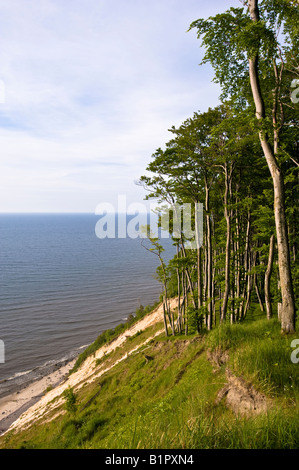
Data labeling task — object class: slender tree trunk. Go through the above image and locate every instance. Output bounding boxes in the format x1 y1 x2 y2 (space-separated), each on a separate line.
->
196 248 202 333
160 257 174 335
253 247 264 312
176 245 182 333
163 300 169 337
265 234 275 320
182 271 186 330
197 247 203 330
203 229 208 327
235 203 241 321
163 289 174 335
229 176 235 325
248 0 295 333
197 247 202 309
205 178 213 330
244 250 253 318
212 215 216 326
185 274 189 335
213 268 217 327
255 273 264 312
240 211 251 319
221 163 232 322
181 239 197 309
230 286 235 324
219 286 222 325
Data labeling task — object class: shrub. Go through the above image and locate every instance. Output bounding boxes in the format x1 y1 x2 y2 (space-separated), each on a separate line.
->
63 387 77 413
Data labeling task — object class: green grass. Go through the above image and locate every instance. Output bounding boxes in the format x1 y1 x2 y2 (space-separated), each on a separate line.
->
70 302 159 373
1 305 298 449
207 312 299 398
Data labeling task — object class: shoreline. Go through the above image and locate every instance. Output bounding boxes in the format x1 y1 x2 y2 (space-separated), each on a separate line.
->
0 299 175 437
0 358 76 435
0 353 81 400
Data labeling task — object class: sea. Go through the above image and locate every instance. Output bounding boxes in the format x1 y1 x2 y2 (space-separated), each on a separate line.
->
0 213 175 398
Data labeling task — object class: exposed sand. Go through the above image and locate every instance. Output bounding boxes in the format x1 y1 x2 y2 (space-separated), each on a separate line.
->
0 299 177 436
0 360 75 434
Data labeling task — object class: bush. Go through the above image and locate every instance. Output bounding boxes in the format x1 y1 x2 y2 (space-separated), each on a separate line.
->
63 387 77 413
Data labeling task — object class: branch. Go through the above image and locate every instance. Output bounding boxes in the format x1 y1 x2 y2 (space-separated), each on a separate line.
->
289 157 299 168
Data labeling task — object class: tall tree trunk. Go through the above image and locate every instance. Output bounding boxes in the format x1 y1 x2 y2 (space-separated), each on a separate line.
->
254 273 264 312
205 179 213 330
244 250 253 318
182 271 186 330
221 163 233 322
248 0 295 333
235 202 241 321
203 228 208 327
212 215 216 327
253 246 264 312
197 247 203 330
185 273 189 335
181 239 197 309
230 286 235 324
163 300 169 337
265 234 275 320
229 175 235 325
240 211 251 319
213 267 216 327
176 245 182 333
160 258 174 335
218 286 222 325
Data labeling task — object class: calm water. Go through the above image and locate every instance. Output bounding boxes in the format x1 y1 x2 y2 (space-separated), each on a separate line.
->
0 214 174 394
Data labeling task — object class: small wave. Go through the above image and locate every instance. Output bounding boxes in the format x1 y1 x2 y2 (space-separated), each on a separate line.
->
0 367 38 383
0 347 84 399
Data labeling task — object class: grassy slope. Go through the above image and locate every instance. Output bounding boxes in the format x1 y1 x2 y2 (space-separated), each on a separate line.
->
1 306 298 449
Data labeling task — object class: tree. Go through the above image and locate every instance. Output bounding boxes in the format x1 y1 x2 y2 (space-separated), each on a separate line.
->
189 0 298 332
140 225 175 336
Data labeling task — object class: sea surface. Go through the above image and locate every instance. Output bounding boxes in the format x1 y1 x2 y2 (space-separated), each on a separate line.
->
0 213 174 397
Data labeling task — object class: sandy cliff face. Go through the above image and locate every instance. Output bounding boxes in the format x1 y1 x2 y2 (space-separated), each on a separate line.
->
2 299 178 435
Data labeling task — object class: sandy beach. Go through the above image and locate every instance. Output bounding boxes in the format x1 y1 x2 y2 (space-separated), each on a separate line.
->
0 299 177 436
0 359 76 434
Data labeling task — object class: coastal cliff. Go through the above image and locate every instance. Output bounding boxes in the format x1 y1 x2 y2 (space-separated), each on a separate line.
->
0 301 298 449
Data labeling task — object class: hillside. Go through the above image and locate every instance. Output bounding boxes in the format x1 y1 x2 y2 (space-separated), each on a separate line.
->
0 301 298 449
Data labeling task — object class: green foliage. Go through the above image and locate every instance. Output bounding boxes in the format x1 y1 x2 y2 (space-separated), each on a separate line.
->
63 387 77 413
186 305 201 334
189 1 299 109
44 385 53 394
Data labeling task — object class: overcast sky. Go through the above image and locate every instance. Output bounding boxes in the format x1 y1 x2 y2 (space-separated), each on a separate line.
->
0 0 238 213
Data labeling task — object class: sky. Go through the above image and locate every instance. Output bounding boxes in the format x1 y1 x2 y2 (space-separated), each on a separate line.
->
0 0 239 213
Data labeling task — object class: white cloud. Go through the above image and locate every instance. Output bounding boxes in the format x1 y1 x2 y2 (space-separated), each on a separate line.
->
0 0 233 212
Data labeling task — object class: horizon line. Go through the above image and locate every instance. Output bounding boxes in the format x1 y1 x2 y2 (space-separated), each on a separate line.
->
0 211 156 215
